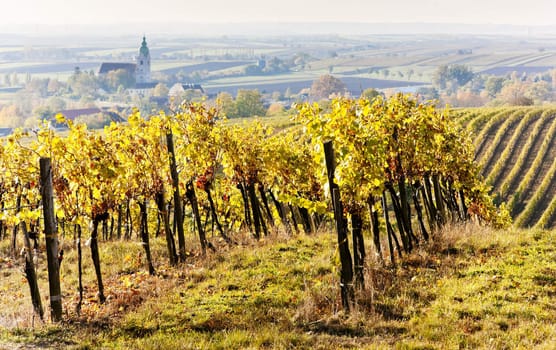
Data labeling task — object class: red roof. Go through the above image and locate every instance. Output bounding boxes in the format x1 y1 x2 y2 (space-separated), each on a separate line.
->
59 108 102 120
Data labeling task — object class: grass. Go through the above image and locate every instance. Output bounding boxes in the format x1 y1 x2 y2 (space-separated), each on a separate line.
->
401 226 556 349
0 223 555 349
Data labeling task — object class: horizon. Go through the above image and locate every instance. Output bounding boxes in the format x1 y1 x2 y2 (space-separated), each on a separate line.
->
1 22 556 39
0 0 554 36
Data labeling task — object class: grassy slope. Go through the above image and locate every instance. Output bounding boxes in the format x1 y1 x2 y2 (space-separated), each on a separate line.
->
1 224 555 349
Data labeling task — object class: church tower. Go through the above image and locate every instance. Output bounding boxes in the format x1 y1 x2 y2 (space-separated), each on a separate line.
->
136 36 151 84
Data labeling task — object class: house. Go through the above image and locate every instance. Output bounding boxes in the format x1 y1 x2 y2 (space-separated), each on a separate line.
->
168 83 205 97
0 128 13 137
58 107 125 123
127 82 158 96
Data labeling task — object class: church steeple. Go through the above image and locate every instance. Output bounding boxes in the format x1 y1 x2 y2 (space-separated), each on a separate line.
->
140 36 149 57
136 35 151 84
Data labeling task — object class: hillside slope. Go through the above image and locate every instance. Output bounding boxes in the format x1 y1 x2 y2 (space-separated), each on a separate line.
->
457 106 556 228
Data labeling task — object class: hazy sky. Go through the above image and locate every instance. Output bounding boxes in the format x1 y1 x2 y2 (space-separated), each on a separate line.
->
1 0 555 27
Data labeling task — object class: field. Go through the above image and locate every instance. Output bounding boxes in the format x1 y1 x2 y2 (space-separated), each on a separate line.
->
1 34 556 97
456 106 556 229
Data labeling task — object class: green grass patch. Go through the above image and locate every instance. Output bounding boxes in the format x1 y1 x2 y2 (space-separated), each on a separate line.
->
1 225 555 349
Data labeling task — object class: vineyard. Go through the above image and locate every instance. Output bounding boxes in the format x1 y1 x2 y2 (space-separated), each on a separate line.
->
0 94 519 347
457 105 556 228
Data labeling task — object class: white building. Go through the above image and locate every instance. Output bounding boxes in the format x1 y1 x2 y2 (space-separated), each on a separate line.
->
99 36 151 84
135 36 151 84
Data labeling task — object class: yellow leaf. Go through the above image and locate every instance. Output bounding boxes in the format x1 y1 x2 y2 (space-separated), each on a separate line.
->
55 113 66 124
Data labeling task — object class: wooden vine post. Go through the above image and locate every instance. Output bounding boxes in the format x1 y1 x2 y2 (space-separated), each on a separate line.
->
166 132 187 262
323 141 354 312
39 157 63 322
22 222 43 320
185 181 208 254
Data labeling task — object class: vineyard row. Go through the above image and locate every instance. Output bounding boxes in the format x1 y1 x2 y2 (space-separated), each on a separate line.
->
1 95 507 317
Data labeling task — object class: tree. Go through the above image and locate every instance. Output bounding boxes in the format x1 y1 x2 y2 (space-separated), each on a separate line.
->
180 89 204 104
263 57 289 74
415 87 440 101
75 113 111 129
310 74 346 101
442 90 487 107
0 105 24 127
433 65 449 90
525 81 552 104
361 88 381 101
292 52 311 68
271 91 283 101
266 103 286 117
47 79 65 95
235 89 265 118
33 106 53 120
216 92 238 118
433 65 474 91
152 83 169 98
484 76 506 98
497 81 533 106
284 87 293 99
102 69 135 92
450 65 474 86
68 71 99 98
130 95 158 116
25 78 49 97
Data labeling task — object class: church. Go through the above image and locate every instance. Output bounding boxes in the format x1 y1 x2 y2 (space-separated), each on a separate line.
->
98 36 155 90
98 36 204 97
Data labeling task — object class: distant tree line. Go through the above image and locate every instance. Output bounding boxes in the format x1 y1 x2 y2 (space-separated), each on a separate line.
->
417 64 556 107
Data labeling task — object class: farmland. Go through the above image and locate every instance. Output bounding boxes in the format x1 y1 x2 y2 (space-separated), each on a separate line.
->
456 106 556 228
1 33 556 98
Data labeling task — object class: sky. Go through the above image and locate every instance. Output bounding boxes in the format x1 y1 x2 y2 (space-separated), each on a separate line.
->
1 0 554 26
